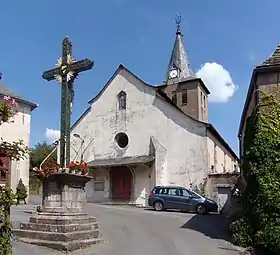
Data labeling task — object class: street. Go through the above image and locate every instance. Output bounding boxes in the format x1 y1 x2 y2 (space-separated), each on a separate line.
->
11 198 242 255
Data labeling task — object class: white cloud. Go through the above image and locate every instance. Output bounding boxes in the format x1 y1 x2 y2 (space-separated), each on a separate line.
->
45 128 60 143
195 62 237 103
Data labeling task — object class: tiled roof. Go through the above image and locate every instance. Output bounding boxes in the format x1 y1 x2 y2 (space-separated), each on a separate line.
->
0 82 37 110
0 82 23 99
258 45 280 67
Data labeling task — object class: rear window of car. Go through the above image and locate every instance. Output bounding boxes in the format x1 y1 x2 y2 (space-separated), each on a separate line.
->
154 188 168 194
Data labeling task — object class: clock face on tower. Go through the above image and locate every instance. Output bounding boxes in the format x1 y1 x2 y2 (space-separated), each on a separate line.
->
169 69 178 79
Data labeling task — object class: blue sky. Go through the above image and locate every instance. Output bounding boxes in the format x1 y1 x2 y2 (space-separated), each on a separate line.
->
0 0 279 154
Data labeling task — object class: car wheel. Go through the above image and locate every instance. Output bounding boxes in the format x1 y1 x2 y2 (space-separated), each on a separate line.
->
154 201 164 211
196 204 207 215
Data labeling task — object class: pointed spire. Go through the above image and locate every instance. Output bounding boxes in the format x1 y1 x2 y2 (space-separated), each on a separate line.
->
166 14 194 82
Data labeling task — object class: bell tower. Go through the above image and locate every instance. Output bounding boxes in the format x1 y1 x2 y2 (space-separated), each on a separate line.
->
159 14 210 123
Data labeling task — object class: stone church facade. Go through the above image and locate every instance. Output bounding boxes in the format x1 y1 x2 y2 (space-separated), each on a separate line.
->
70 22 239 206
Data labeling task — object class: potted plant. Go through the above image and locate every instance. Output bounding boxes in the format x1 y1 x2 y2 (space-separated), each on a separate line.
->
16 179 27 204
34 158 60 178
69 161 88 175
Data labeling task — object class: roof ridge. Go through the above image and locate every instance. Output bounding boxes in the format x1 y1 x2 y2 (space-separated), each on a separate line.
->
0 81 38 110
0 81 23 99
258 44 280 67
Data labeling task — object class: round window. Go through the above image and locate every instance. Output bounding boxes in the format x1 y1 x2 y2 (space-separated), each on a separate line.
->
115 132 129 148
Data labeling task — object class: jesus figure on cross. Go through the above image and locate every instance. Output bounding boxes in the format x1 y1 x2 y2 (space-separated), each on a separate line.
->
42 37 94 169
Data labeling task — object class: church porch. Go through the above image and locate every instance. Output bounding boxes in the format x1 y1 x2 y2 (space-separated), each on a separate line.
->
86 156 155 207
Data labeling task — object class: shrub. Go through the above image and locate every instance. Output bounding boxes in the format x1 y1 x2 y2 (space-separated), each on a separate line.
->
16 178 27 203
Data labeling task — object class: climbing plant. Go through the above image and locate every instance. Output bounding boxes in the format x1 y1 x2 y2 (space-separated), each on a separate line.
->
0 100 29 254
229 91 280 254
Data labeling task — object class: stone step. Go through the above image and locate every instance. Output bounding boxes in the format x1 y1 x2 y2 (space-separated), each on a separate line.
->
37 212 90 217
19 237 103 251
14 228 100 242
20 222 99 233
29 215 97 225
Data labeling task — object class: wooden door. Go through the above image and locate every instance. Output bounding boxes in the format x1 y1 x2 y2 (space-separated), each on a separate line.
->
110 166 132 201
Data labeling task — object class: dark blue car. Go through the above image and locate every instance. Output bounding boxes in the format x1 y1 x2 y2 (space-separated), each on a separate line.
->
148 185 218 214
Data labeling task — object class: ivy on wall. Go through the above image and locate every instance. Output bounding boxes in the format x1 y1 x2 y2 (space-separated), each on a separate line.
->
229 92 280 254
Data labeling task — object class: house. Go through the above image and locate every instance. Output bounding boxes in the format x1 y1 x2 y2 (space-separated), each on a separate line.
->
70 21 239 207
0 81 38 196
238 45 280 161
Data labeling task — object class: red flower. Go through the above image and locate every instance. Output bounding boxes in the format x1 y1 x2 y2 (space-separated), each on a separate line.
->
69 161 76 167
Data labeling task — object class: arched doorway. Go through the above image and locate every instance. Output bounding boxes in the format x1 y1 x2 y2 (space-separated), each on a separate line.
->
110 166 132 201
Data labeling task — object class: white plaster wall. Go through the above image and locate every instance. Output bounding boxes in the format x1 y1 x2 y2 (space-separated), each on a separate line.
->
0 103 32 194
133 165 151 206
207 132 239 174
71 68 208 191
86 168 110 202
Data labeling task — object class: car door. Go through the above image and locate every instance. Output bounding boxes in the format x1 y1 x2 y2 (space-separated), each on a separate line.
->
164 188 183 210
178 188 192 211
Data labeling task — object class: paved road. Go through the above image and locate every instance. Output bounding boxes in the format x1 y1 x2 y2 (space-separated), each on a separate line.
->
11 200 243 255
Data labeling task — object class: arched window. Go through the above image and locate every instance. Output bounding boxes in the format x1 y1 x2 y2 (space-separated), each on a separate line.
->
117 91 127 110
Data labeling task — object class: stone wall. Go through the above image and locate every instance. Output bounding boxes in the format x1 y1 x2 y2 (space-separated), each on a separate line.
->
205 173 239 214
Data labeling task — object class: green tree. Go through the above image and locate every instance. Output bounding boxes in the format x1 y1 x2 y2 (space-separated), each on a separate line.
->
30 141 57 170
230 92 280 254
29 142 57 195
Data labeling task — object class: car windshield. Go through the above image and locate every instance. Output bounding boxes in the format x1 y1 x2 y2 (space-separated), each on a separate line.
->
188 190 203 198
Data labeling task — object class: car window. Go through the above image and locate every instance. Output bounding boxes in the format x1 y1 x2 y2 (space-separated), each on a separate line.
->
168 188 179 196
188 190 201 198
155 188 168 195
180 189 190 197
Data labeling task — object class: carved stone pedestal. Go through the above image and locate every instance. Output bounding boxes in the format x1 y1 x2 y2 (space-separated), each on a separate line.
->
13 173 102 251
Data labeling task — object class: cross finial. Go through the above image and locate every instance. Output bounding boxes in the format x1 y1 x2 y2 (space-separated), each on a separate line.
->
175 13 182 35
175 13 181 26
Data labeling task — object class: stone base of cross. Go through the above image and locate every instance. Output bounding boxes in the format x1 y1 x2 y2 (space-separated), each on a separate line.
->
13 172 102 251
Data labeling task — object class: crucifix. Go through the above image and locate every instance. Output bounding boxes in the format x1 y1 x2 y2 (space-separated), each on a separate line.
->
42 37 94 168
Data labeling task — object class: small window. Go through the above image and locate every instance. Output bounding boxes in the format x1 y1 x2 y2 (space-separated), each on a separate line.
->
117 91 126 110
168 188 179 196
115 132 129 148
203 95 206 108
94 181 105 191
171 91 177 104
182 90 188 104
94 175 104 181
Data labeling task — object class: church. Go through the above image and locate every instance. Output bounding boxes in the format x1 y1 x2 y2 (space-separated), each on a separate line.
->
70 21 239 206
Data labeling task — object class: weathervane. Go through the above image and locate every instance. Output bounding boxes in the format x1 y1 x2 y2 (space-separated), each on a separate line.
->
175 13 182 26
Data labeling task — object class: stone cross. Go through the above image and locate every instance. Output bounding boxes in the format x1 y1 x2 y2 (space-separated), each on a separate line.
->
42 37 94 168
